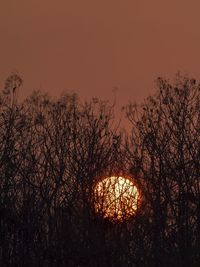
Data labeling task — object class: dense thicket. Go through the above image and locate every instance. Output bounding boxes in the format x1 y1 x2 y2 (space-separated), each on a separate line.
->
0 74 200 266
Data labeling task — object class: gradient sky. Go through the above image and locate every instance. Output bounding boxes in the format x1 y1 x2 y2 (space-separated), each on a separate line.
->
1 0 200 107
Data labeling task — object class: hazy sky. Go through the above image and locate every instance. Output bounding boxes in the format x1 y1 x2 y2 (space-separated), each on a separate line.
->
1 0 200 107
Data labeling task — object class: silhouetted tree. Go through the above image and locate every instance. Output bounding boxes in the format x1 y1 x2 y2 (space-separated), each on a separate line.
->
1 73 200 267
126 74 200 266
0 78 126 266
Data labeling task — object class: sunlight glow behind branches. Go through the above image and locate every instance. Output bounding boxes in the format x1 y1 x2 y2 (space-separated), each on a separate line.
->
94 176 140 221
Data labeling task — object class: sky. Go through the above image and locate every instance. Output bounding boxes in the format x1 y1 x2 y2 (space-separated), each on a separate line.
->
1 0 200 108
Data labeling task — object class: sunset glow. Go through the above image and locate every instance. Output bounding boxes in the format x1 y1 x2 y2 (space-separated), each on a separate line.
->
94 176 140 221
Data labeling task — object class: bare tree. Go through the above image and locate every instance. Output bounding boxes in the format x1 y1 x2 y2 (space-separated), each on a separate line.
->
1 73 200 266
126 74 200 266
0 79 127 266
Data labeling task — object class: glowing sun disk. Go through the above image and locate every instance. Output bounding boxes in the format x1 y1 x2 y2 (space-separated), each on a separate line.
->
94 176 140 221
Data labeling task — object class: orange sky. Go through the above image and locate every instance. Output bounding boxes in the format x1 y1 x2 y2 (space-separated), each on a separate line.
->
1 0 200 108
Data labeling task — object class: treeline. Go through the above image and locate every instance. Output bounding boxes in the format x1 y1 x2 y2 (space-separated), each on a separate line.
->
0 74 200 266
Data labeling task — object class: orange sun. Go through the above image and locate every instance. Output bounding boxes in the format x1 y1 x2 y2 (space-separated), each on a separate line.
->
94 176 140 221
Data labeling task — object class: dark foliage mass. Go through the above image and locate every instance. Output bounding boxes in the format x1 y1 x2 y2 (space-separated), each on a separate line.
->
0 74 200 266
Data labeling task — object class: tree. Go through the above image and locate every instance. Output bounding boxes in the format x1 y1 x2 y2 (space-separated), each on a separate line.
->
0 78 126 266
126 74 200 266
1 73 200 266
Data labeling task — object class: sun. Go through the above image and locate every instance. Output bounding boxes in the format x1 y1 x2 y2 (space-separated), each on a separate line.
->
93 176 140 221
